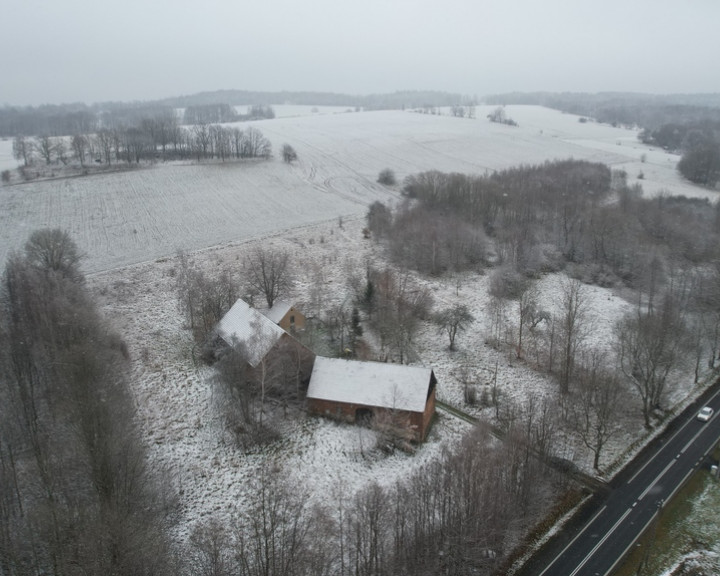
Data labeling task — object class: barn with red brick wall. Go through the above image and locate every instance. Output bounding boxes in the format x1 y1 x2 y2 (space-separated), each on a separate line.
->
306 357 437 442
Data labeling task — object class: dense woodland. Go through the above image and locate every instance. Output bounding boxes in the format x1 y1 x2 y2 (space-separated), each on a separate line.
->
379 160 720 279
368 160 720 433
0 231 177 575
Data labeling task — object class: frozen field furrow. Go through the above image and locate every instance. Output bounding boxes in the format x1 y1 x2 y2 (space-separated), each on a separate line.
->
1 159 397 272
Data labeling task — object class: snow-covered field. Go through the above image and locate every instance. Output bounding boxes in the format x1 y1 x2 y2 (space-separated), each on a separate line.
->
0 139 15 171
0 160 396 273
2 106 713 273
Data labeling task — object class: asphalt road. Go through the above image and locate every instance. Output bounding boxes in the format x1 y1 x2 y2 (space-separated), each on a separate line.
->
522 381 720 576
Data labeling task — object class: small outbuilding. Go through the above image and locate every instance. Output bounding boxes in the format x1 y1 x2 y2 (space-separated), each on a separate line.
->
258 300 305 332
306 357 437 442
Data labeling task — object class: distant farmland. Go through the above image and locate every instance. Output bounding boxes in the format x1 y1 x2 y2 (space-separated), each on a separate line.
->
0 106 704 273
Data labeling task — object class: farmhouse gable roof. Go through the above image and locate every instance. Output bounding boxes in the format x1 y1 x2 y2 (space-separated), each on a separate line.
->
307 357 435 413
216 299 285 367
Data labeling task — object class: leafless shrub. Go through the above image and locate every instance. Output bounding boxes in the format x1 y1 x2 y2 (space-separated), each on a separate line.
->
365 267 433 363
186 518 233 576
282 143 298 163
489 266 529 300
175 250 238 344
372 409 416 454
377 168 397 186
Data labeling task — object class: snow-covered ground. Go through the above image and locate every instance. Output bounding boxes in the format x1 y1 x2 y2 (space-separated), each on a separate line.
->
88 218 474 543
88 213 709 545
2 106 713 274
7 106 718 546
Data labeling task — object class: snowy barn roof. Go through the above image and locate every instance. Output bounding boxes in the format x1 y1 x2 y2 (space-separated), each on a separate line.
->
258 300 293 325
216 299 286 367
307 357 436 413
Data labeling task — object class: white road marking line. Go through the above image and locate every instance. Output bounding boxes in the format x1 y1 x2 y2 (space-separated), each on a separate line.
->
604 505 662 576
569 508 632 576
537 505 607 576
638 459 676 501
681 427 709 454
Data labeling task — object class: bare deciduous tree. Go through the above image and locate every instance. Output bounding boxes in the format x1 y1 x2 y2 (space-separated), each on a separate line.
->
488 293 509 349
187 518 233 576
12 135 33 166
70 134 88 166
558 278 589 394
234 465 312 576
24 228 84 281
176 251 237 344
516 282 548 359
367 268 432 363
616 296 686 428
95 129 114 164
192 123 212 160
282 143 298 163
571 353 623 470
326 301 353 356
240 127 272 159
34 135 58 165
245 247 292 308
213 325 312 449
435 304 474 350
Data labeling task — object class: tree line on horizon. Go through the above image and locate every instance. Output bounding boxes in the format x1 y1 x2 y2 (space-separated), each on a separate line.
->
8 121 274 177
0 90 470 138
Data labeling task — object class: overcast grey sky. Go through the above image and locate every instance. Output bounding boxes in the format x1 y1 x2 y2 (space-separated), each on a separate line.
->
1 0 718 106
